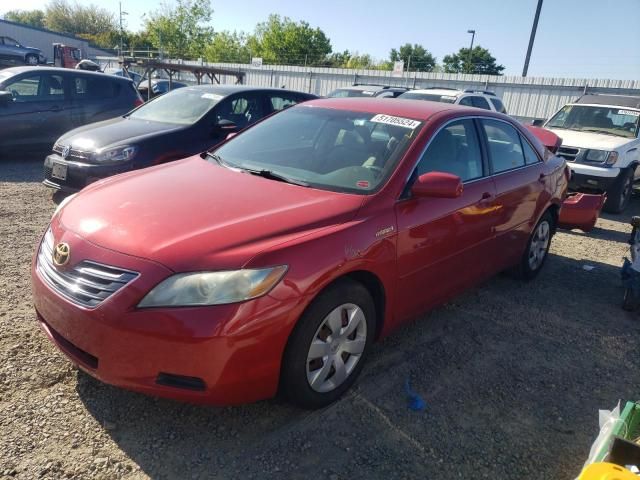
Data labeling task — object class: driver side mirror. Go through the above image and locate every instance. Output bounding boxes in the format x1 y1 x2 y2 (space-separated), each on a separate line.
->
0 91 13 106
411 172 463 199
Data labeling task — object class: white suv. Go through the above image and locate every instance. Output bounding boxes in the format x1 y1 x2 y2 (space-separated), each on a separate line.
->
398 88 507 113
544 94 640 213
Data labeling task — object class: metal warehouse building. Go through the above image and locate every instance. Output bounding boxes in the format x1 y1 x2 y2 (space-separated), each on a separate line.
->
0 18 111 62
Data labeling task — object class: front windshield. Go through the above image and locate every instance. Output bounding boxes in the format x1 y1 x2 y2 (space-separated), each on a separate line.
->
546 104 639 138
398 92 457 104
327 89 376 98
128 87 222 125
211 107 423 194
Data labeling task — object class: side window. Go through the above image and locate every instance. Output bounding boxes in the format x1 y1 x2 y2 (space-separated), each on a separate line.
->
270 94 298 112
490 98 507 114
376 91 396 98
5 74 64 102
470 96 491 110
216 94 265 128
415 119 483 182
458 96 474 107
481 119 526 173
72 76 119 99
521 136 540 165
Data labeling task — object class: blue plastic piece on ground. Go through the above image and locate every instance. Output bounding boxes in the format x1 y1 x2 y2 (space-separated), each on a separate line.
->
404 378 426 412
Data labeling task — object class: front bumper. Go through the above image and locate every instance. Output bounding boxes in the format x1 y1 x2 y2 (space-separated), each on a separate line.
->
43 154 134 192
568 163 620 192
31 227 308 405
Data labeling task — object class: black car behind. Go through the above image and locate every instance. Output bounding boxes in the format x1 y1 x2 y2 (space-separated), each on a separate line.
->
43 85 317 192
0 67 142 155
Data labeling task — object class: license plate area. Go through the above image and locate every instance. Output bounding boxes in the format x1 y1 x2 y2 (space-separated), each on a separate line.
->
51 162 67 180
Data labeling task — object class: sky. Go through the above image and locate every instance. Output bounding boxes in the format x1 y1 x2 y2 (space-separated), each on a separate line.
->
2 0 640 79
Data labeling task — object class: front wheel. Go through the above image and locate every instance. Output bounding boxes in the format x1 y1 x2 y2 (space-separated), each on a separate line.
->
517 211 554 280
281 279 376 409
604 168 634 214
25 54 38 65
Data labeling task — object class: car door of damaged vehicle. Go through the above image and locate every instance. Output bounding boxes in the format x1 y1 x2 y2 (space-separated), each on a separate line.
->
394 118 499 320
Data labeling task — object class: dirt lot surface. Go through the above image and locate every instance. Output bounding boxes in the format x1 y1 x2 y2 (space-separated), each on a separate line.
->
1 158 640 480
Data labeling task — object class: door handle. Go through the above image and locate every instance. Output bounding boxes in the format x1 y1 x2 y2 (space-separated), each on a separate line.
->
481 191 493 200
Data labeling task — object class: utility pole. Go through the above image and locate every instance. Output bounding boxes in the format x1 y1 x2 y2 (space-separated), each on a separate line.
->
466 29 475 74
522 0 543 77
119 2 128 57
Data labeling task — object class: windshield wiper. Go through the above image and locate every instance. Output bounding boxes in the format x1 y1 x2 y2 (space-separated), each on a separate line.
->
579 128 624 137
206 152 234 169
242 167 309 187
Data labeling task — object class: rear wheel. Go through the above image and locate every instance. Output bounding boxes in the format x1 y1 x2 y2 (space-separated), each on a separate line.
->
281 279 375 409
604 168 634 214
517 211 554 280
25 54 38 65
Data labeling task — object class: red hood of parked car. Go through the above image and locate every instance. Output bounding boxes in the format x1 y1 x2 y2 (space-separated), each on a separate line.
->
56 156 364 271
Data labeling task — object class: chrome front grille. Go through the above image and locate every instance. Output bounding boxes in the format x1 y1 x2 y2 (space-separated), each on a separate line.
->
36 229 139 308
52 143 92 161
557 146 580 162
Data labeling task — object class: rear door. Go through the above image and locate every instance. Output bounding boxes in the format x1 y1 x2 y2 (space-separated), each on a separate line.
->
479 118 548 270
69 74 128 127
0 72 71 148
394 118 499 320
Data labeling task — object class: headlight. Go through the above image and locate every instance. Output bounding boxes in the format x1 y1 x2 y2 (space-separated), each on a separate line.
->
52 193 76 218
93 146 137 162
138 266 288 307
585 149 618 166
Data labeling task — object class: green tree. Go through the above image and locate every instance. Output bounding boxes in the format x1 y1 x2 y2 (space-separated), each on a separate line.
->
247 14 332 66
144 0 214 59
204 31 250 63
44 0 117 35
4 9 46 28
442 46 505 75
389 43 436 72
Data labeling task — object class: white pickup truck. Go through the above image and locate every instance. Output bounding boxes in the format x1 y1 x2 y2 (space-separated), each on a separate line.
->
544 94 640 213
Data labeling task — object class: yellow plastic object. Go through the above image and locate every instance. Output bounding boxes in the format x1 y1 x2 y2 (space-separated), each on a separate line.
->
578 463 638 480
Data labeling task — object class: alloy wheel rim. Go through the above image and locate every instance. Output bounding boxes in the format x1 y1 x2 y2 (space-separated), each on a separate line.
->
528 220 550 270
306 303 367 393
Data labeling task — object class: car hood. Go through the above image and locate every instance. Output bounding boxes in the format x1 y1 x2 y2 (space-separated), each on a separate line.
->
57 117 185 151
57 157 364 271
546 128 633 151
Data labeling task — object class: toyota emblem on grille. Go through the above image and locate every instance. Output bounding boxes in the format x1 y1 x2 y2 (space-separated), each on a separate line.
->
53 242 71 267
61 145 71 159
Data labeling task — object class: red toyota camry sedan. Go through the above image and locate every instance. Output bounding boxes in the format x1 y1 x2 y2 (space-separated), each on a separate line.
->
31 98 603 408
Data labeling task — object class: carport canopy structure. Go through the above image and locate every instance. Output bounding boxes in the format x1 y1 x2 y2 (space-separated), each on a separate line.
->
120 58 246 100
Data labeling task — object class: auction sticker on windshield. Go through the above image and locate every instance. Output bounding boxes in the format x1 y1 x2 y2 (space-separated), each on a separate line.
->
370 114 421 129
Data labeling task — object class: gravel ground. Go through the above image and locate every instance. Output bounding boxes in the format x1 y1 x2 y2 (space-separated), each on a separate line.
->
1 158 640 480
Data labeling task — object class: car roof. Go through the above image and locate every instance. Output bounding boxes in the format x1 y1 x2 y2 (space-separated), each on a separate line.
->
332 85 407 93
0 66 134 83
575 94 640 109
300 97 486 120
408 88 463 96
158 84 316 96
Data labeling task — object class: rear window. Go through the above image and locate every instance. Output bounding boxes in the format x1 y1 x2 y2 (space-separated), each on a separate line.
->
490 98 507 114
72 76 121 99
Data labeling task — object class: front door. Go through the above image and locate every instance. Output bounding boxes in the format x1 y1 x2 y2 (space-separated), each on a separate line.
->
0 72 70 149
395 118 499 320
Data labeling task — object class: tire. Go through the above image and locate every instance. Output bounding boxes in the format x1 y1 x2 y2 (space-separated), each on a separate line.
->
25 54 39 66
604 168 634 214
517 210 555 280
281 278 376 409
